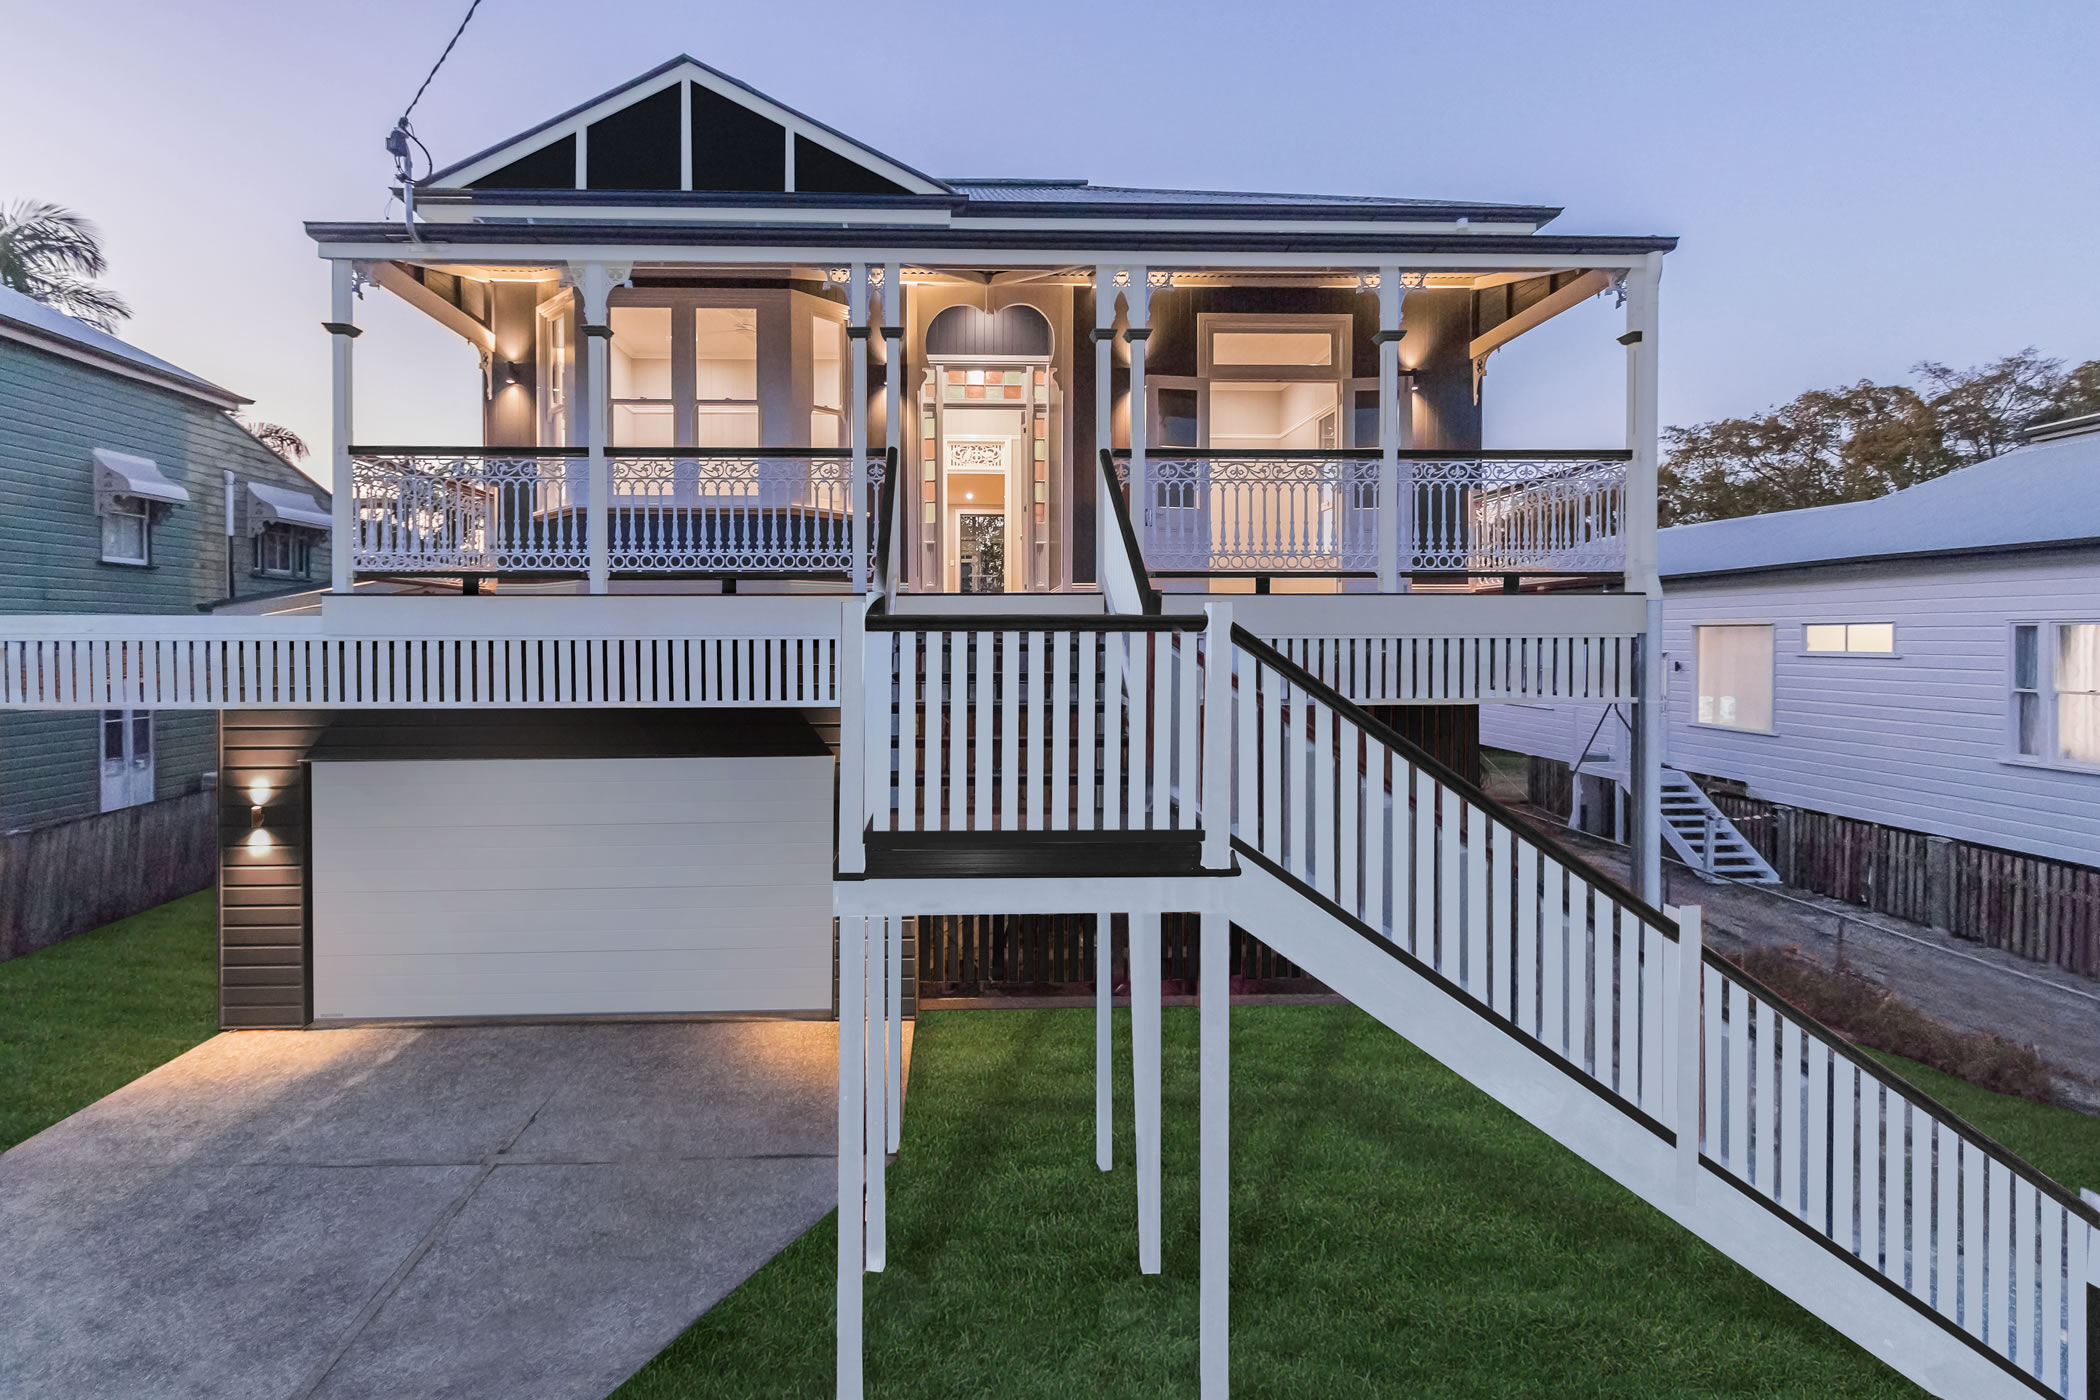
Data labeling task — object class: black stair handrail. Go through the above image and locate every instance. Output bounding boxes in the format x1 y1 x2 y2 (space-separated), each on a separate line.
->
1097 449 1160 615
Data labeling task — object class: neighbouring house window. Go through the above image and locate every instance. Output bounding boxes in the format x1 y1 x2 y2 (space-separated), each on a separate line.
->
2012 624 2043 757
100 495 150 564
2057 623 2100 763
1804 622 1894 654
253 523 313 579
1695 624 1773 732
2008 621 2100 765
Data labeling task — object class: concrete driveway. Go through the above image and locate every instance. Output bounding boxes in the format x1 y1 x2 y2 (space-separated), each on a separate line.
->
0 1019 886 1400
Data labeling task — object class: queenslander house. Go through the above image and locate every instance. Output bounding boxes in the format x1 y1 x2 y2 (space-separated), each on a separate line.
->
0 285 329 955
2 56 2089 1400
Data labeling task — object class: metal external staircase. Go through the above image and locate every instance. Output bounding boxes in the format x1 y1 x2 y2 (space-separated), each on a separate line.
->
1660 766 1781 883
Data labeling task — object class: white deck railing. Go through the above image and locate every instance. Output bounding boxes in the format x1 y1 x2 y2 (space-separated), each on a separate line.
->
1123 451 1628 579
351 449 883 581
865 617 1206 834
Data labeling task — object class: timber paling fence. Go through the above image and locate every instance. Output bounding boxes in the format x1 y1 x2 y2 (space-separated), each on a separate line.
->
1523 757 2097 979
0 790 217 960
915 913 1309 997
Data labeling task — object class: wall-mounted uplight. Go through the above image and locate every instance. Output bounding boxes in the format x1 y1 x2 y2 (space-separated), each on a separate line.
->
247 777 273 851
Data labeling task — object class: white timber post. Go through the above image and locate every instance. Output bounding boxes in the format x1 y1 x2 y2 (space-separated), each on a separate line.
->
1127 269 1152 543
2068 1212 2093 1400
839 598 866 874
1624 252 1664 907
579 262 613 595
326 260 358 594
1671 903 1703 1199
1375 266 1403 592
1096 909 1114 1171
1202 602 1233 870
1199 897 1230 1399
835 913 866 1400
1133 906 1162 1274
1092 267 1119 587
865 912 887 1273
886 912 903 1157
881 262 904 596
849 263 871 594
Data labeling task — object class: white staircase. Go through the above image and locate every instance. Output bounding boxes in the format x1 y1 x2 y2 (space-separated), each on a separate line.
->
1659 767 1780 883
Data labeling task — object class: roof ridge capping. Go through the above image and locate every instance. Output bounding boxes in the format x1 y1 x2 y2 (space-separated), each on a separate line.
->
2022 411 2100 444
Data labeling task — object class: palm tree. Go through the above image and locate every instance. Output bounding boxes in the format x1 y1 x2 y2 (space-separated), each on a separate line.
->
236 416 309 462
0 200 132 332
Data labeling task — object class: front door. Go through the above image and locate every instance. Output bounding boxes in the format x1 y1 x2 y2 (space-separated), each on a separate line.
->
99 709 153 811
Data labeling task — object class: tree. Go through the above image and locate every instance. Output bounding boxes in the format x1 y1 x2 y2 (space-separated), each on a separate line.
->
236 416 308 462
0 200 131 332
1660 349 2100 525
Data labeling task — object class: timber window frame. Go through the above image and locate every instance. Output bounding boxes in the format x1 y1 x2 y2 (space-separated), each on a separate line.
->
2008 620 2100 771
1803 622 1896 656
100 495 152 566
1693 622 1776 735
253 522 314 580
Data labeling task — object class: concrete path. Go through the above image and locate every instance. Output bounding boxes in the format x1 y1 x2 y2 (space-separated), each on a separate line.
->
0 1020 888 1400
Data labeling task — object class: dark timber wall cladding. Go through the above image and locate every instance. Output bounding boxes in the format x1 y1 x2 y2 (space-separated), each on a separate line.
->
220 711 325 1029
916 913 1312 998
1367 703 1481 787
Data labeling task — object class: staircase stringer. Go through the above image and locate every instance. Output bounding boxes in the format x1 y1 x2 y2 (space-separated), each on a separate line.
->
1229 854 2043 1400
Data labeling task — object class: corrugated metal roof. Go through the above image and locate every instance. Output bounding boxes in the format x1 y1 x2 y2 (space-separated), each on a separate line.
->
1659 429 2100 577
945 180 1548 218
0 285 242 404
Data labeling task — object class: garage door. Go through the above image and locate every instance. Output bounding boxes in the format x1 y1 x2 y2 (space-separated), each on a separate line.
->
310 756 834 1019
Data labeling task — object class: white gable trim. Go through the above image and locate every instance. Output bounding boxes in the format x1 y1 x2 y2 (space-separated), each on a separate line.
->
430 57 947 196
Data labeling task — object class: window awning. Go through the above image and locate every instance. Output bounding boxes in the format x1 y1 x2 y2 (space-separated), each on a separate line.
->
247 481 331 533
93 448 191 510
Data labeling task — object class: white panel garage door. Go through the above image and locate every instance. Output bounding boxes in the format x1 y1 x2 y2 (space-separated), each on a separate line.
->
311 756 834 1019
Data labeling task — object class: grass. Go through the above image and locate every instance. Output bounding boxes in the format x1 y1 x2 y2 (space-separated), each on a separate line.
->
618 1002 2100 1400
0 889 219 1151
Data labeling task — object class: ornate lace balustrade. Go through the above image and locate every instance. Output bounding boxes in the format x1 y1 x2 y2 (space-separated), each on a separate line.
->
350 448 884 580
352 448 588 573
1120 450 1628 579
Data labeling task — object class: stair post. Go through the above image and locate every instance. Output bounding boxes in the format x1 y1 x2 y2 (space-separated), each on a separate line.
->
1702 812 1716 877
1199 895 1230 1398
1672 904 1704 1201
838 598 866 876
835 914 867 1400
1201 603 1233 870
1134 908 1162 1275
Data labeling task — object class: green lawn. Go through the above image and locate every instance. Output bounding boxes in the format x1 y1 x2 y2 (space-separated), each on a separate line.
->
621 1004 2100 1399
0 889 219 1151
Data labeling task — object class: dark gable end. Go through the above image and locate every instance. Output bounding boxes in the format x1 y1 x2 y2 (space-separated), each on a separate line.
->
691 84 786 192
470 134 576 191
586 82 682 191
793 134 910 196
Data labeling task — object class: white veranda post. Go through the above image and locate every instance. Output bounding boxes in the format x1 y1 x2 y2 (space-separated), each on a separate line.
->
880 262 903 597
578 262 614 596
1126 269 1152 535
326 261 357 594
1133 907 1162 1274
1199 901 1229 1398
1623 252 1664 907
1092 265 1117 584
848 264 871 593
835 914 866 1400
1374 266 1402 592
1096 909 1114 1171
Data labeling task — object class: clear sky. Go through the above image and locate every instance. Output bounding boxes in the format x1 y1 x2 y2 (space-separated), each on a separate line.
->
5 0 2095 478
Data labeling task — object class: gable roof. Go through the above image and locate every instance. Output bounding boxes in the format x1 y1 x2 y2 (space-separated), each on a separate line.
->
1658 427 2100 579
0 285 246 408
425 55 950 196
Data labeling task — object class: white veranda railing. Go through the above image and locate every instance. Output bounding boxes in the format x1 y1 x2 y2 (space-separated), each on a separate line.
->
1122 451 1629 578
351 449 884 581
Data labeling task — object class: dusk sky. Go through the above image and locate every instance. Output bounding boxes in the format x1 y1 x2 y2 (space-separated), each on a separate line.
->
5 0 2094 481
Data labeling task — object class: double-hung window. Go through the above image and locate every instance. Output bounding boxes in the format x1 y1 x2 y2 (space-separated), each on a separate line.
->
2011 622 2100 766
101 496 151 565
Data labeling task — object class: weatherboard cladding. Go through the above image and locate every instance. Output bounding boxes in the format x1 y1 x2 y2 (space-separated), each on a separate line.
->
0 334 329 830
1481 549 2100 868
